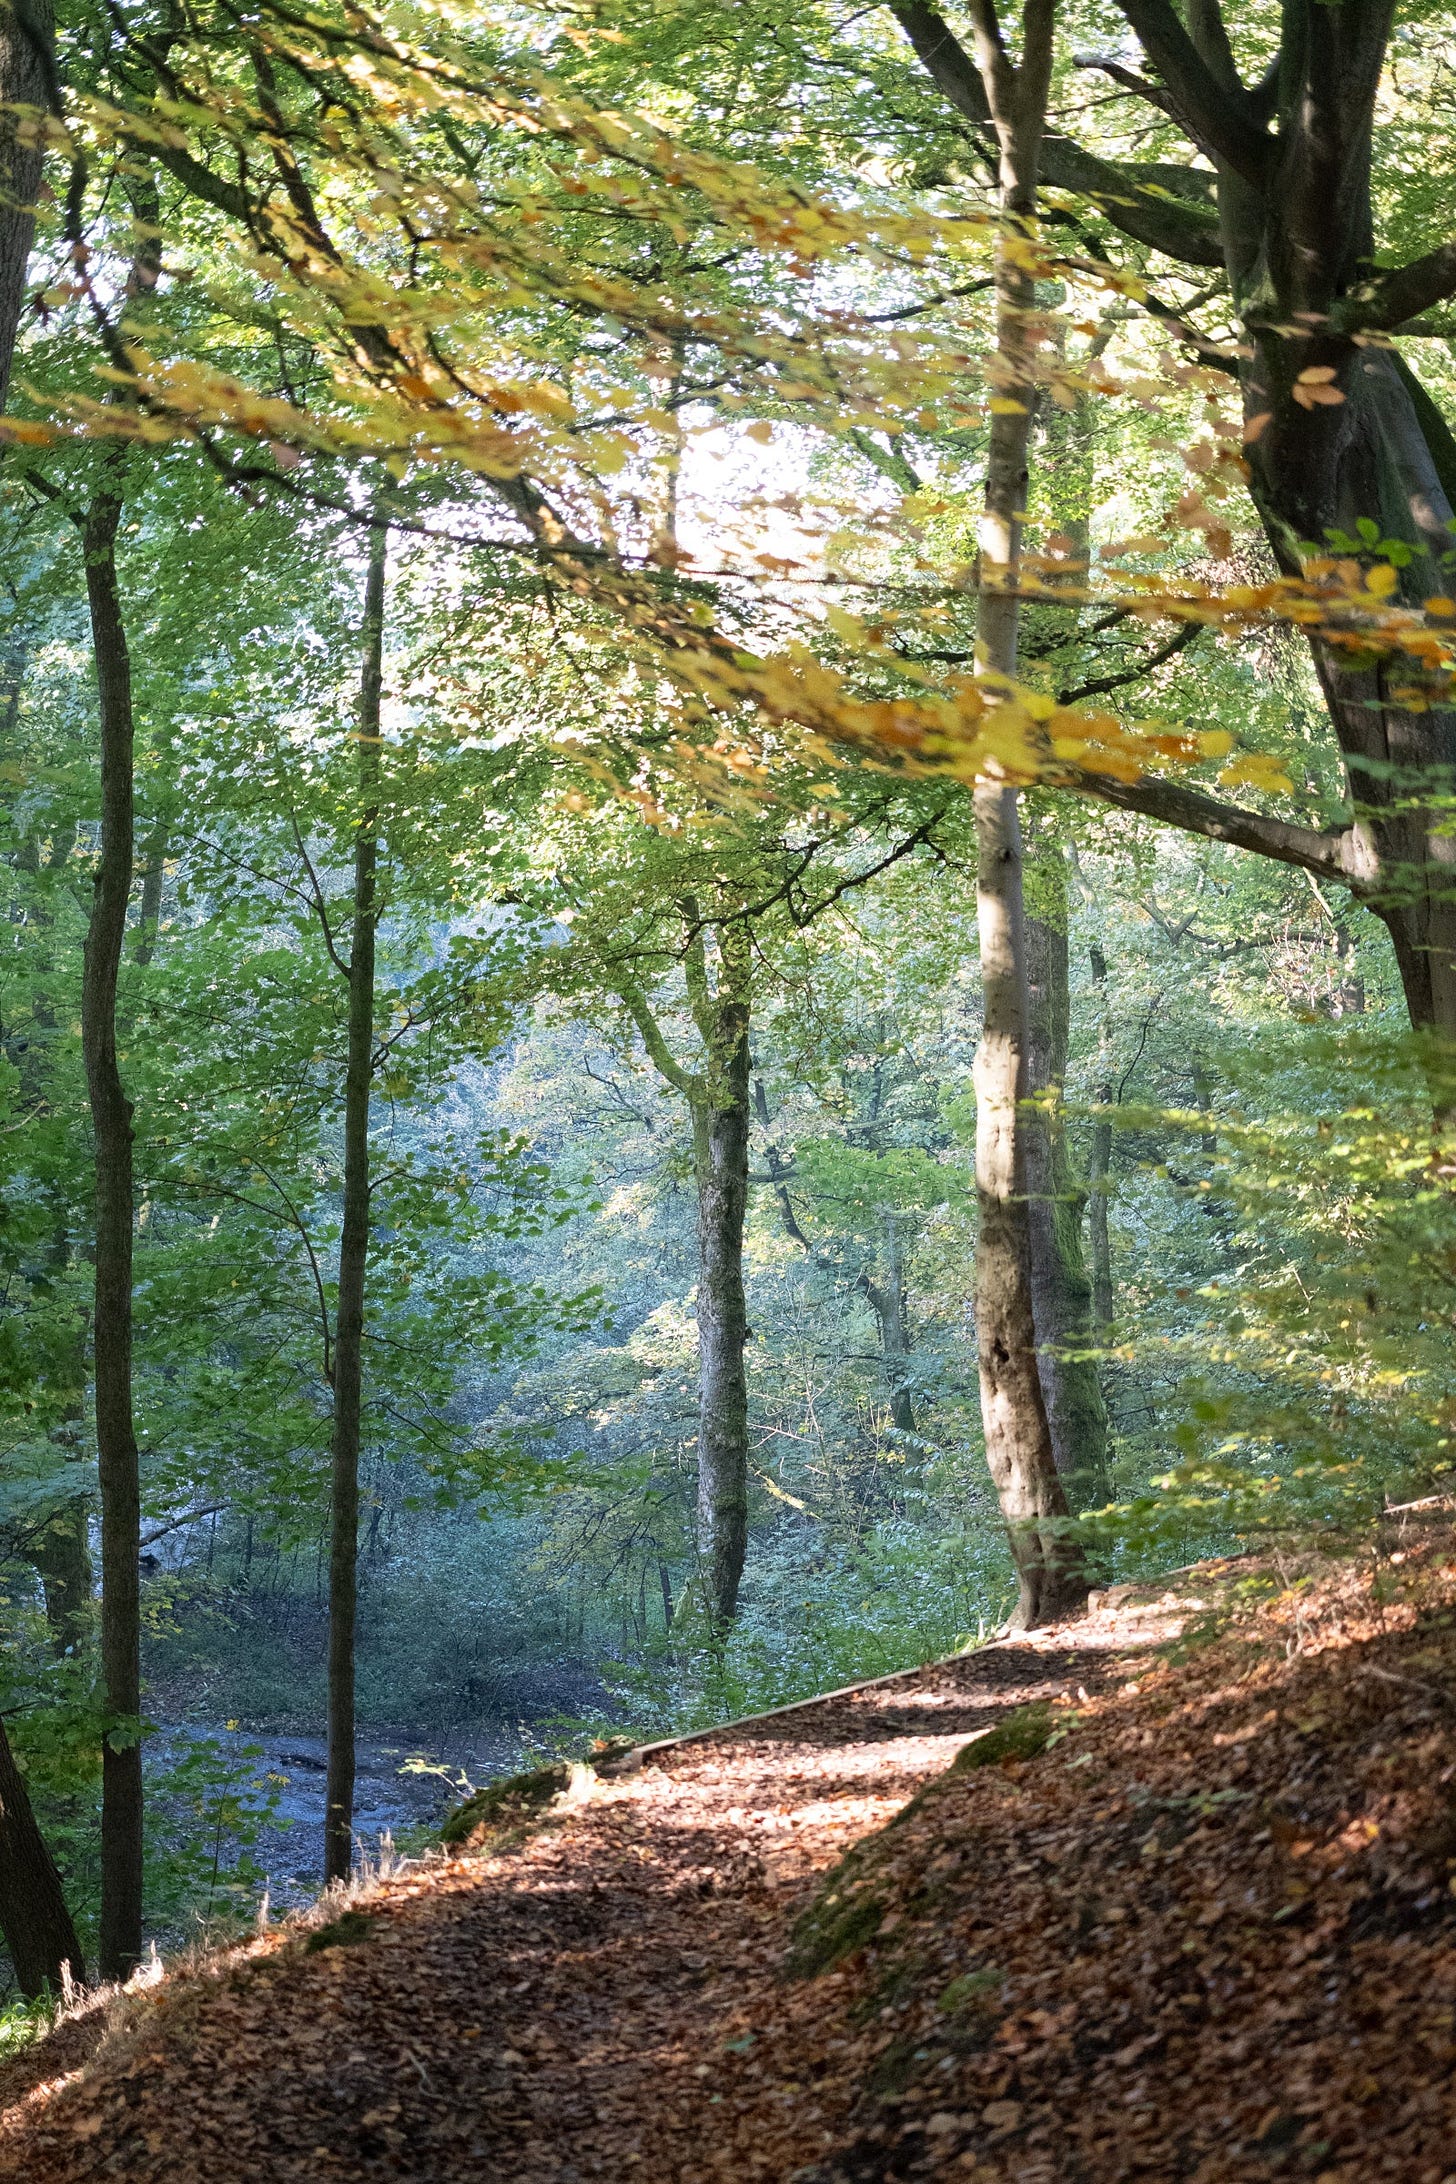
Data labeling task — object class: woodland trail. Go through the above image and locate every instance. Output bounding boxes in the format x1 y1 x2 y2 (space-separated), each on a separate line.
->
0 1606 1170 2182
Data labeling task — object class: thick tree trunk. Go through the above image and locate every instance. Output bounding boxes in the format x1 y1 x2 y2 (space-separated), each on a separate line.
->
895 2 1456 1059
0 1716 84 1999
691 1020 751 1625
324 519 385 1886
0 0 53 412
966 0 1085 1628
1244 349 1456 1049
81 480 144 1984
1176 0 1456 1053
974 784 1083 1625
1024 868 1110 1508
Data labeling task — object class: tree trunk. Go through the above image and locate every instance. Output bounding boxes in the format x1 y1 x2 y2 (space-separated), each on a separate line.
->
1245 350 1456 1049
862 1220 916 1435
1024 864 1110 1507
0 1716 84 1999
690 1017 751 1625
1086 941 1115 1351
1155 0 1456 1053
82 478 144 1984
0 0 53 413
132 818 167 969
324 517 385 1886
966 0 1085 1629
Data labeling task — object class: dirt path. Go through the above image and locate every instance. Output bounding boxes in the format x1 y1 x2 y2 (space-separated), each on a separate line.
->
0 1613 1166 2182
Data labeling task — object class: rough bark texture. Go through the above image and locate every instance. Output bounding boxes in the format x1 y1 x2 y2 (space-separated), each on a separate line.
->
0 0 53 413
325 519 386 1885
964 0 1085 1629
690 973 751 1627
81 479 144 1984
898 0 1456 1054
1024 869 1110 1508
0 1716 84 1999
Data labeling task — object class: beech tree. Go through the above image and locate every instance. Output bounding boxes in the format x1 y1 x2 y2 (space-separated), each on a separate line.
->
892 0 1456 1050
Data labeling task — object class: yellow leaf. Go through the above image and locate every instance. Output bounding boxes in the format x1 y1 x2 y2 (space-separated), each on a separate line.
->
1365 563 1399 598
1198 730 1235 757
744 420 775 444
988 398 1028 415
1425 595 1456 616
1219 753 1294 793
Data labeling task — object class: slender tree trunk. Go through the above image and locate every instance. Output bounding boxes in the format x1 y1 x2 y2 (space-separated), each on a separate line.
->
26 1490 92 1650
11 703 96 1653
966 0 1085 1628
0 1716 84 1999
1086 941 1115 1351
863 1220 916 1434
324 518 385 1886
691 1019 751 1624
1024 863 1110 1507
132 818 167 969
0 0 53 413
81 478 144 1983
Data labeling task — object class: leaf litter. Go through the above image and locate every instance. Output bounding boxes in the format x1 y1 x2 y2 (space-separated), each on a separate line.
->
5 1523 1456 2182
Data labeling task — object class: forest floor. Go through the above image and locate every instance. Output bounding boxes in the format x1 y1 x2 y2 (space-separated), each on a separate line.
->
5 1518 1456 2182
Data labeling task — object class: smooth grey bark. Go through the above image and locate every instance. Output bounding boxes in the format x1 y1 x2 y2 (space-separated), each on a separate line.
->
0 0 53 412
324 517 386 1886
0 1716 85 1998
81 474 144 1983
1024 867 1110 1508
965 0 1085 1629
690 1020 751 1624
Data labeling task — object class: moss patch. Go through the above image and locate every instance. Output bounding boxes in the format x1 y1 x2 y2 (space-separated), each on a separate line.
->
440 1739 640 1850
949 1701 1056 1772
440 1763 573 1847
304 1910 377 1953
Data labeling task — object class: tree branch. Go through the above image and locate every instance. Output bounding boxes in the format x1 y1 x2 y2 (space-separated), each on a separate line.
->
890 4 1224 265
605 963 704 1103
1058 617 1205 703
1059 764 1370 893
1113 0 1270 184
1337 243 1456 335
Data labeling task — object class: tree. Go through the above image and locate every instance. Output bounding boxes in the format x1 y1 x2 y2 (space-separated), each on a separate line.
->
0 1714 84 1999
0 0 52 410
80 460 145 1980
324 510 385 1885
958 0 1084 1627
536 794 944 1624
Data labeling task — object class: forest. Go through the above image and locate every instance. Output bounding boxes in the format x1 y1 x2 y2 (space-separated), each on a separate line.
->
3 0 1456 2092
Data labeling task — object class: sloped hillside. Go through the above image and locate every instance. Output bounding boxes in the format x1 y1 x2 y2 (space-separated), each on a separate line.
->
4 1523 1455 2183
